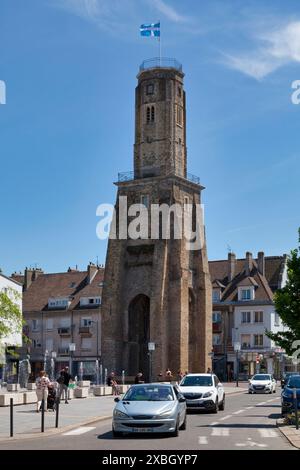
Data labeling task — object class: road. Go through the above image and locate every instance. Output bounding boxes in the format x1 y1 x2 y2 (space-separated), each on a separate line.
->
0 389 294 450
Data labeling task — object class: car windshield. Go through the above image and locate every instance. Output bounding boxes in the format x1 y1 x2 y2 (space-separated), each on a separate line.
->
123 385 174 401
180 376 213 387
287 377 300 388
252 375 271 381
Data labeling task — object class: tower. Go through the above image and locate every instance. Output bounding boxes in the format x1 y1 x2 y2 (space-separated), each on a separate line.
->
101 58 212 378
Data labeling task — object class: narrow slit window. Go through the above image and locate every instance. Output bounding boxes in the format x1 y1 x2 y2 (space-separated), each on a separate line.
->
151 106 155 122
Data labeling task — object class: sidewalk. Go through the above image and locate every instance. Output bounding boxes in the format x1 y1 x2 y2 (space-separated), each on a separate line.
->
277 418 300 449
0 395 115 442
0 384 247 442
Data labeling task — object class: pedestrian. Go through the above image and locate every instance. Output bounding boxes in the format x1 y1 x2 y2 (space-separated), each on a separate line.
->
177 370 184 382
107 371 119 395
165 368 173 381
134 372 145 384
206 367 212 374
58 366 72 404
35 370 50 412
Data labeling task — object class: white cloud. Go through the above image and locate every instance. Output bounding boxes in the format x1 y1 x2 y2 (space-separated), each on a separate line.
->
149 0 189 23
223 21 300 80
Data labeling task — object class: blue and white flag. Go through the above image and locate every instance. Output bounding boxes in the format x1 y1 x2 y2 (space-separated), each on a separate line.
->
140 22 160 37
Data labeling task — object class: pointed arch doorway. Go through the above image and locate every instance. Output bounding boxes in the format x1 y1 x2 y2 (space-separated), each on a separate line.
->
128 294 150 379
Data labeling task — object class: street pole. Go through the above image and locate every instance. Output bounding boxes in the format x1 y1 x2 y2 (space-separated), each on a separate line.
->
236 350 239 387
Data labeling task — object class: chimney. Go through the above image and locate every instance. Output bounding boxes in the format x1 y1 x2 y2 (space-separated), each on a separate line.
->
87 262 98 285
245 252 253 276
24 267 44 290
228 252 236 281
257 251 265 276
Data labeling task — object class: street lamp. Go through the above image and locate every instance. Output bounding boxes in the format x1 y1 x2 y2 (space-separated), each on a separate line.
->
234 342 241 387
148 342 155 383
69 343 76 378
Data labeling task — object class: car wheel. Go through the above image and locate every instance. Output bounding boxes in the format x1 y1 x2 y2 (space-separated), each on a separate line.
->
171 419 179 437
273 389 276 393
248 390 252 394
219 395 225 411
269 390 272 394
179 414 187 431
212 398 218 413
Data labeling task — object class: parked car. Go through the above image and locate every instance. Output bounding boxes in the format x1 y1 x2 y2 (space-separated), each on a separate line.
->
281 375 300 416
112 383 187 437
178 373 225 413
281 372 300 389
248 374 276 394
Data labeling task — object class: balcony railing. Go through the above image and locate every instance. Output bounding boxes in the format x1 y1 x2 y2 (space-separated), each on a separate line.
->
118 169 200 185
58 327 71 335
139 57 182 72
79 326 92 336
58 348 69 355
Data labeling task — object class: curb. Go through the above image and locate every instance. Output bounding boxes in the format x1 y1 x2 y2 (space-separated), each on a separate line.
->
276 419 300 449
0 414 112 443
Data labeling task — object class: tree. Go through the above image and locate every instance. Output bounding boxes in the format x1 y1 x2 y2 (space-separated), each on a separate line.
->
0 288 22 342
266 228 300 355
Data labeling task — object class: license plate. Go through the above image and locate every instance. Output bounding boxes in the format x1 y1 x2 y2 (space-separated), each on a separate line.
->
132 428 153 433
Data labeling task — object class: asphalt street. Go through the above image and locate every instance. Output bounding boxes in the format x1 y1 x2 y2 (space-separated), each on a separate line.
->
0 389 295 450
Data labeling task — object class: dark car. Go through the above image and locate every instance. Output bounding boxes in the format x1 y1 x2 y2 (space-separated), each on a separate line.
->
281 372 300 388
281 375 300 416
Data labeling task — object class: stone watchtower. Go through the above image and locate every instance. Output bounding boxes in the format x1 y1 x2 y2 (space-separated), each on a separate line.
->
101 58 212 379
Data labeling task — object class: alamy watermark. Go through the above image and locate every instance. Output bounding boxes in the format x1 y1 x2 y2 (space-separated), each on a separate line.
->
291 340 300 365
0 80 6 105
96 196 205 251
291 80 300 105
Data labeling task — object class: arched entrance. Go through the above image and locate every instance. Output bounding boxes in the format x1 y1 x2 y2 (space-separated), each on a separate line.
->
128 294 150 379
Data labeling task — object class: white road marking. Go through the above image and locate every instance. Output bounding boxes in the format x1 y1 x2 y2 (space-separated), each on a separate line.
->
211 428 229 436
198 436 208 445
258 429 278 438
257 402 267 406
236 438 267 448
209 422 218 426
245 406 254 410
62 426 96 436
233 410 244 415
219 415 232 421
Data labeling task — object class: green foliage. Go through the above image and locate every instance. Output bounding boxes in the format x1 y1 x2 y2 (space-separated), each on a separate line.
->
0 288 22 341
266 229 300 355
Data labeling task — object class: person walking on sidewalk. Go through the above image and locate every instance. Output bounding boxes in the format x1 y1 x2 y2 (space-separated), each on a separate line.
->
35 370 50 412
58 367 72 404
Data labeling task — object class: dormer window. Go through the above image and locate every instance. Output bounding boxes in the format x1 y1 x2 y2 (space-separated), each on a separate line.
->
80 296 101 307
238 287 254 301
212 289 221 302
48 297 71 309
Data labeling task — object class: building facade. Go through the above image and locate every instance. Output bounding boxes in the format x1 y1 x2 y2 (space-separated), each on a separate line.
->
101 58 212 380
209 252 288 380
16 264 103 380
0 272 23 382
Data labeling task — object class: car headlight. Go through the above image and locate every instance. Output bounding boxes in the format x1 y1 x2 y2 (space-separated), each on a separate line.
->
113 410 130 419
156 409 174 418
203 391 214 398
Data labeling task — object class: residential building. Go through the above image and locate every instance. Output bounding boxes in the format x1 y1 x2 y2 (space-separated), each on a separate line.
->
0 271 23 381
209 252 288 380
15 263 104 380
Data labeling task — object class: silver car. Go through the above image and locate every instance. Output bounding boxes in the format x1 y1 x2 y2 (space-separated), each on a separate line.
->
112 383 187 437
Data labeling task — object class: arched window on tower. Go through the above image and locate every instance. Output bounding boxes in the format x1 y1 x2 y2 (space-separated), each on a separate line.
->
151 106 155 122
146 106 151 123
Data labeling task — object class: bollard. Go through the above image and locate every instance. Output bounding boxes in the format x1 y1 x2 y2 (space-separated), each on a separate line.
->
293 388 299 430
10 398 13 437
55 397 60 428
41 399 45 432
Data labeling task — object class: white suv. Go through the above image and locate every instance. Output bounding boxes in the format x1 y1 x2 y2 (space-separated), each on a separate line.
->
178 373 225 413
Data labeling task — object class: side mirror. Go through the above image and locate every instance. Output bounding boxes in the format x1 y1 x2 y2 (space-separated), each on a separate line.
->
178 395 186 403
114 397 120 402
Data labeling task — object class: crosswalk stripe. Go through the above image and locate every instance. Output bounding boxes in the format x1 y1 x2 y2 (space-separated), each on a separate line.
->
245 406 254 410
258 429 278 438
257 402 266 406
63 426 96 436
198 436 208 445
211 428 229 436
233 410 243 415
209 422 218 426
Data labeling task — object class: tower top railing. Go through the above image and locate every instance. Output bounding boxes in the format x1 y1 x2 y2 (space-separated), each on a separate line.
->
139 57 182 72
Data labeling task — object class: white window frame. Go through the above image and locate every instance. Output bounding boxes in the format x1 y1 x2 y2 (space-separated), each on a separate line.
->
254 334 264 347
241 311 251 324
46 318 53 330
241 334 251 349
32 319 39 331
81 317 92 327
254 311 264 323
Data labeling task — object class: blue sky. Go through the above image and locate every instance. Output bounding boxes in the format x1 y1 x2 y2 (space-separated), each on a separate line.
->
0 0 300 275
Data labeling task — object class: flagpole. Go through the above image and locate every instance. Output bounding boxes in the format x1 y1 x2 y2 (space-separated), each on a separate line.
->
159 20 161 67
